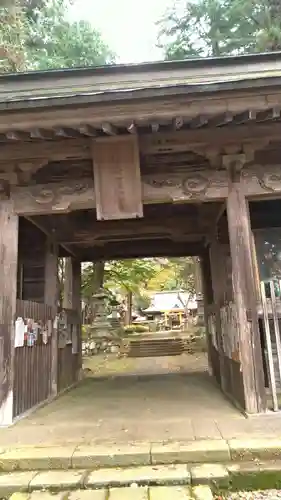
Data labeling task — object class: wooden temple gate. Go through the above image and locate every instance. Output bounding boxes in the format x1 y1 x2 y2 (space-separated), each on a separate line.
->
2 52 281 423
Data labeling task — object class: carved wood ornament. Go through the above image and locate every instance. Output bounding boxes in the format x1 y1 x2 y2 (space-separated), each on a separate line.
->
11 179 95 215
143 170 229 201
241 164 281 196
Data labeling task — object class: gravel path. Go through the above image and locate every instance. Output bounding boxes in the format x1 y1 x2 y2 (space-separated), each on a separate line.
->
224 492 281 500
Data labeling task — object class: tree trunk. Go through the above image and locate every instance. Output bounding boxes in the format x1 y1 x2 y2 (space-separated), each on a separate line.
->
93 260 105 290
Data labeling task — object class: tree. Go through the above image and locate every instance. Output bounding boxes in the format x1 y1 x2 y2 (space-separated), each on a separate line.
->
0 0 115 73
146 258 195 294
0 3 29 72
157 0 281 60
105 259 158 324
82 259 159 324
27 1 115 70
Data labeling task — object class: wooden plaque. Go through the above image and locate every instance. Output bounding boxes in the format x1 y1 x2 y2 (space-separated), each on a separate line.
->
92 135 143 221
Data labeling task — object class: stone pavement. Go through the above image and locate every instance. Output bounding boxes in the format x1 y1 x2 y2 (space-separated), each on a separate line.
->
1 438 281 472
9 485 214 500
6 461 281 499
0 462 264 498
2 353 280 448
1 355 281 465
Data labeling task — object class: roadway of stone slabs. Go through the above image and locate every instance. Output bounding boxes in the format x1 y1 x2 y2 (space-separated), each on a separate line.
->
9 485 213 500
3 438 281 472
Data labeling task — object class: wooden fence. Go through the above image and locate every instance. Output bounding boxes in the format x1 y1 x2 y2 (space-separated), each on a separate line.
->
13 300 54 418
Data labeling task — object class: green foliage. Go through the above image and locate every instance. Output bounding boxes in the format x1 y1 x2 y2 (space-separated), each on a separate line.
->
123 325 135 334
157 0 281 60
146 258 195 294
0 3 29 72
82 257 196 304
134 324 150 333
105 259 158 294
123 324 150 335
0 0 115 73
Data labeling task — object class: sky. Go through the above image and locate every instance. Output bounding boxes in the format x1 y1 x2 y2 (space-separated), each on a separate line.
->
70 0 173 63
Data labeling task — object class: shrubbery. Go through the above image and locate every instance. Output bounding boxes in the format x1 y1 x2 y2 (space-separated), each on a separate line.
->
123 324 150 335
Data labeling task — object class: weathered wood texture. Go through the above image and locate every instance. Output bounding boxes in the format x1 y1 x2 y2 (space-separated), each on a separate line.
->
9 162 281 221
219 302 245 409
18 218 46 303
207 308 221 386
72 259 82 376
226 157 266 413
0 201 18 426
200 250 215 377
11 180 95 216
92 135 143 220
209 238 227 392
44 239 58 397
58 258 81 388
62 258 73 310
13 300 53 418
57 345 79 393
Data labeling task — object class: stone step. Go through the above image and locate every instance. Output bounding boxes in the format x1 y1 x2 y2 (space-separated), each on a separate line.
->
2 439 281 472
8 484 213 500
7 459 281 500
127 338 184 357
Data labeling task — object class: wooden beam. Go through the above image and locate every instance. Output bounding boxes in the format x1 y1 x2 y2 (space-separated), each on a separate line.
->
0 200 18 426
30 129 54 140
0 88 279 133
138 125 277 154
77 125 97 137
190 115 208 128
54 127 78 139
10 169 230 217
173 117 184 130
25 216 76 257
11 179 95 216
0 138 90 162
78 239 204 261
151 122 159 133
102 123 117 135
242 164 281 199
233 110 256 125
2 122 281 163
208 112 233 127
44 237 58 396
127 122 137 134
72 259 82 371
5 131 30 141
225 154 266 413
256 107 281 122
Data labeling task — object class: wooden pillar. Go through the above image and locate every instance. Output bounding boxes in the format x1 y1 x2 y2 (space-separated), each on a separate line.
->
72 260 82 377
44 238 58 397
209 235 227 391
0 201 18 426
63 258 73 309
194 257 204 324
63 257 82 378
224 154 266 413
201 249 214 376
